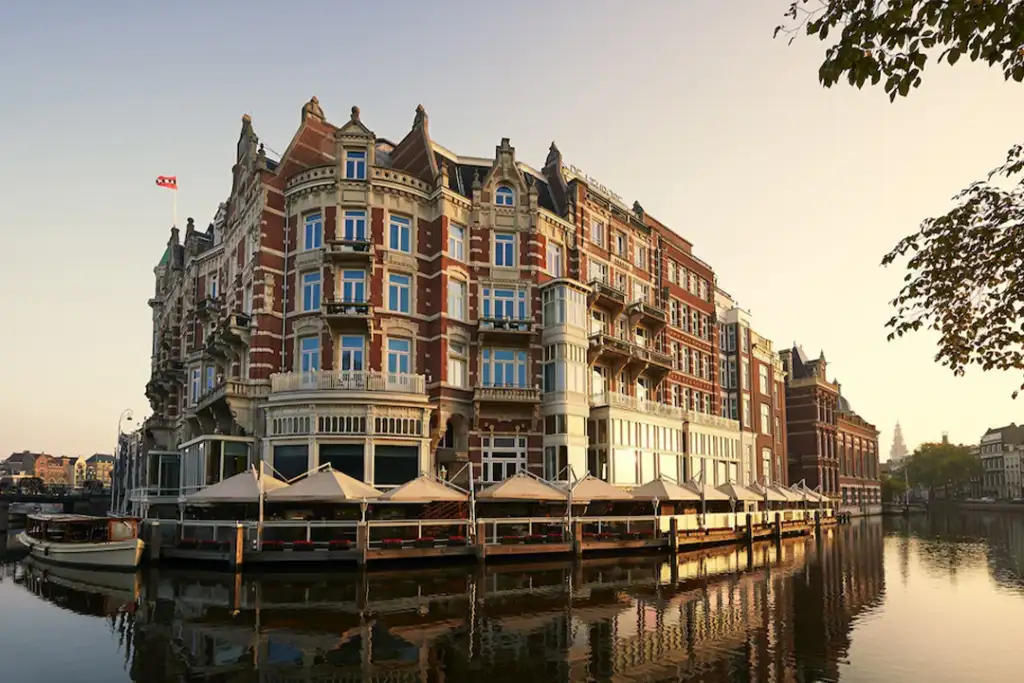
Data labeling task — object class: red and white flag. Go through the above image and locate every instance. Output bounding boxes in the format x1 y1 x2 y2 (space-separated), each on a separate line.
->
155 175 178 190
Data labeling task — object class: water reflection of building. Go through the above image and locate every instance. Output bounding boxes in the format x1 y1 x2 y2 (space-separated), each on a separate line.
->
108 530 880 682
8 521 885 683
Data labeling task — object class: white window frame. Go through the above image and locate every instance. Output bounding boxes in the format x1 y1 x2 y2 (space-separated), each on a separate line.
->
591 220 605 247
388 214 412 253
303 213 323 251
494 232 515 267
448 223 465 261
299 336 320 373
301 271 321 312
448 278 466 320
386 337 412 374
481 436 527 483
481 348 528 388
343 210 367 241
447 341 468 388
546 241 563 277
340 270 366 303
481 286 527 320
338 335 365 372
495 185 515 207
344 149 367 180
388 273 411 314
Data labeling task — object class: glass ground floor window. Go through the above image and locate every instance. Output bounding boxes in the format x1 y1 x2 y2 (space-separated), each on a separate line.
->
273 445 309 481
482 436 527 483
319 443 364 482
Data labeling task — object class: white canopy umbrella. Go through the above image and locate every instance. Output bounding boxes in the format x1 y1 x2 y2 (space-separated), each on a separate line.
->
565 474 634 503
772 485 805 504
630 477 700 501
476 471 567 501
684 482 731 501
749 482 788 503
265 467 381 503
716 482 763 503
186 468 289 504
378 474 468 503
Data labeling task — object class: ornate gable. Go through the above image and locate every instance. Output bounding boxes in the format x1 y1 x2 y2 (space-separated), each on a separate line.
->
335 105 374 141
481 138 528 204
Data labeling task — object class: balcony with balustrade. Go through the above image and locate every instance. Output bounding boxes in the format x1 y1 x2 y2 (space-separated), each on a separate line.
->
477 317 536 343
195 295 221 320
192 378 270 435
588 279 626 318
627 299 668 335
268 370 429 406
322 299 374 332
473 385 542 404
326 239 374 263
220 312 251 348
589 392 688 422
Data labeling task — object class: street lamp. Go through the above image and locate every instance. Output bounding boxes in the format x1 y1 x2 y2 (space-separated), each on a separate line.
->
112 409 134 515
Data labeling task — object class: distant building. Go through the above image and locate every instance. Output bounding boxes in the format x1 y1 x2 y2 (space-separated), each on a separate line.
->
31 454 77 487
889 422 909 465
1 451 42 476
980 424 1024 499
85 454 115 485
779 345 880 506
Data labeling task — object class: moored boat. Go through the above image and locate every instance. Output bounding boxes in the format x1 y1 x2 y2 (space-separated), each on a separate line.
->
17 514 145 570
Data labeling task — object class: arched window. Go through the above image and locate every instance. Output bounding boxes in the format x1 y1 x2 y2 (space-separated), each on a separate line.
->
495 185 514 207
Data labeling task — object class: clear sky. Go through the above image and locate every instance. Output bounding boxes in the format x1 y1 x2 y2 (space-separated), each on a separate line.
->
1 0 1021 459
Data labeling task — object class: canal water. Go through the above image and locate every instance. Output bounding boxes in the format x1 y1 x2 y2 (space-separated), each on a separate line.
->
1 514 1023 682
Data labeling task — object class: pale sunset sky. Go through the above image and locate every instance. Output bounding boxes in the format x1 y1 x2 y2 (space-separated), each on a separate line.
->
0 1 1021 459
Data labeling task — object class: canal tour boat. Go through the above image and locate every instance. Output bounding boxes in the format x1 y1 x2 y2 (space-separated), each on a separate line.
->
17 514 145 570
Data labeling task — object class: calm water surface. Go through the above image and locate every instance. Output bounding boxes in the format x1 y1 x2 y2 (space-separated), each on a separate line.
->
2 514 1024 682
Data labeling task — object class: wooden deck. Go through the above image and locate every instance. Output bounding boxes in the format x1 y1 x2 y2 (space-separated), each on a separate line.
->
148 517 824 570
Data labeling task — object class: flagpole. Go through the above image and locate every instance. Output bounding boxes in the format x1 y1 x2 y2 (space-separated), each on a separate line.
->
172 187 178 228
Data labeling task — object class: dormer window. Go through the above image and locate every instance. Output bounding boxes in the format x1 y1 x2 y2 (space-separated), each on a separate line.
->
495 186 514 207
345 150 366 180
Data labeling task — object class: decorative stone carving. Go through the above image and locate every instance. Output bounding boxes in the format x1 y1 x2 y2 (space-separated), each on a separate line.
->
545 142 561 168
302 96 325 122
413 104 427 129
351 105 361 123
380 318 417 337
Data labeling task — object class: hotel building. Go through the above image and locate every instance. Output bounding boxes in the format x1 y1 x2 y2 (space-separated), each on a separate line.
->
139 97 767 509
